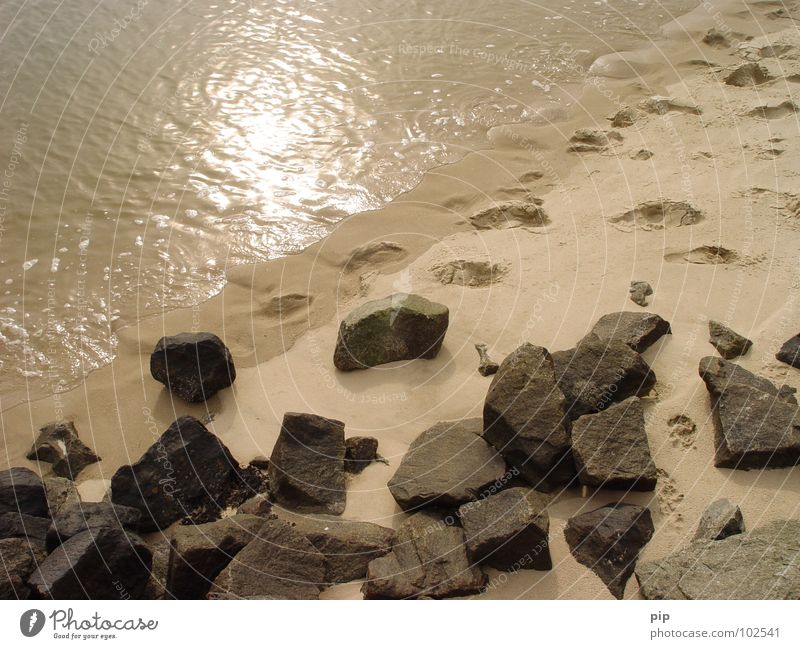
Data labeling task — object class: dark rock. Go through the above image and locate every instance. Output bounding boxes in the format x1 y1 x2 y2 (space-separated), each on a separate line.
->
571 397 657 491
483 343 573 491
636 520 800 599
166 515 265 599
46 502 142 552
142 538 171 600
333 293 449 371
588 311 672 353
629 280 653 306
236 493 273 517
708 321 752 359
26 421 100 480
389 419 507 510
362 511 486 599
344 436 380 474
457 488 551 571
710 384 800 469
693 498 745 541
268 412 347 515
474 343 500 376
0 537 47 599
553 334 657 419
28 527 152 599
564 503 654 599
724 62 771 87
111 416 259 531
276 512 395 583
699 356 796 403
150 332 236 403
0 468 48 518
249 455 270 471
0 512 50 545
609 107 641 128
208 518 326 599
776 334 800 368
43 477 80 517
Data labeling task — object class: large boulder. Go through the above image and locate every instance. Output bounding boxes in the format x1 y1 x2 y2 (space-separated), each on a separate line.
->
208 518 326 599
708 321 752 360
564 503 654 599
26 421 100 479
483 344 574 491
457 488 551 571
111 416 261 531
0 512 50 545
0 468 48 518
28 527 152 599
333 293 449 370
776 333 800 369
570 397 657 491
699 356 796 403
268 412 347 515
275 512 395 583
150 332 236 402
693 499 744 541
709 384 800 469
587 311 672 353
166 515 266 599
388 419 507 510
46 502 142 552
362 511 486 599
636 520 800 599
0 537 47 599
553 334 657 419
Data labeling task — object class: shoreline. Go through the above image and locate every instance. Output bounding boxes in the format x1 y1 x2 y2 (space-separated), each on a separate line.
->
3 0 800 600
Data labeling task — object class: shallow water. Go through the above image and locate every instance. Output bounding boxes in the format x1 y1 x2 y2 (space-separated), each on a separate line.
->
0 0 696 402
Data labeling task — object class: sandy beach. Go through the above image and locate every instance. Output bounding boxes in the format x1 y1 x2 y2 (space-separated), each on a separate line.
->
2 0 800 600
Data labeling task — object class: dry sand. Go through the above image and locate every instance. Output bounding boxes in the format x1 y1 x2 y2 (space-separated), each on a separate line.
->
2 0 800 599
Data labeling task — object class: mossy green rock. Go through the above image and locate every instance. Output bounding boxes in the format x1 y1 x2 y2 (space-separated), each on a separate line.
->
333 293 449 370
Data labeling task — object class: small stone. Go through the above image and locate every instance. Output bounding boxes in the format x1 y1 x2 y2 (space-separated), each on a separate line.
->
150 332 236 403
609 106 640 128
388 419 507 510
268 412 347 515
26 421 100 480
457 488 551 571
249 455 270 471
776 333 800 368
588 311 671 353
630 149 654 160
629 281 653 306
474 343 500 376
708 321 752 359
236 493 273 517
333 293 449 371
571 397 657 491
693 499 745 541
344 436 380 474
564 503 654 599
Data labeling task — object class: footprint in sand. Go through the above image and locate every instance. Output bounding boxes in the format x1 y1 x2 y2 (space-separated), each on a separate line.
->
344 240 408 272
638 96 702 116
746 100 798 119
469 199 549 230
430 260 508 287
656 468 685 522
724 62 773 86
263 293 313 319
664 245 740 265
609 200 703 232
667 414 698 449
566 128 623 153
